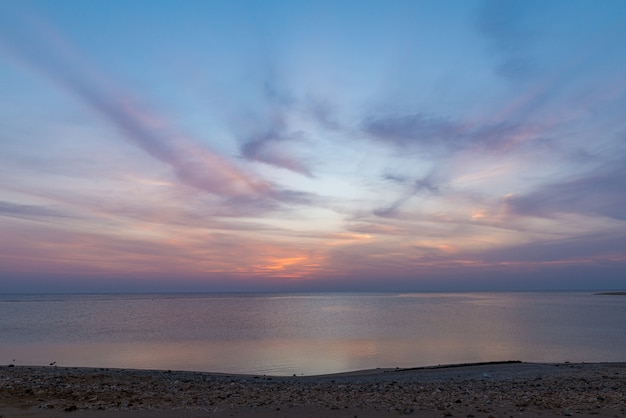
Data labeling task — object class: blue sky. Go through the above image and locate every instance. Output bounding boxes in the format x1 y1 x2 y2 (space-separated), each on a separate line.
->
1 0 625 292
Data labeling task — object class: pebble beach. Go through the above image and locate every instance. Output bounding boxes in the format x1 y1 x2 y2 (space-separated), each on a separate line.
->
1 362 625 417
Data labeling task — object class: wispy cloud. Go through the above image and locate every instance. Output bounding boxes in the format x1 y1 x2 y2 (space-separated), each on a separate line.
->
240 123 313 176
305 96 343 131
236 72 317 177
1 1 625 291
374 174 442 217
0 200 75 221
475 0 538 80
363 113 465 152
381 172 410 184
363 112 537 154
481 229 626 265
0 9 274 201
507 159 626 221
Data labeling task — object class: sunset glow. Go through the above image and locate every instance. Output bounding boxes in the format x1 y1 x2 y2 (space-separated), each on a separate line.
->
1 0 625 292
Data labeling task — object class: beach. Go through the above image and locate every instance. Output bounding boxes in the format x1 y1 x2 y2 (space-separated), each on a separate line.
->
1 362 624 417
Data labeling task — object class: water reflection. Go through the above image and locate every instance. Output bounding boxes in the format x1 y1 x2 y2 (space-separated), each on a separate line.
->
1 292 625 375
0 336 512 376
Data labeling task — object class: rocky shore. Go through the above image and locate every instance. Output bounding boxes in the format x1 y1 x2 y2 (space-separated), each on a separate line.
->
1 362 625 417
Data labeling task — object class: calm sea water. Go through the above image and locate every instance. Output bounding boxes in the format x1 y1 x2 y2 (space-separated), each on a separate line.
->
0 292 624 376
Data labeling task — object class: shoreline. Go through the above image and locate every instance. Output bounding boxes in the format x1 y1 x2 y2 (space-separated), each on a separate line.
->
2 362 625 417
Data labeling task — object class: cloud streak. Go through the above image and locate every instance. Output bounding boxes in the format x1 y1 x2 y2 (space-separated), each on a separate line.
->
507 159 626 221
363 112 539 155
0 10 274 201
0 200 75 221
363 113 466 152
240 125 313 176
236 72 316 176
1 1 625 291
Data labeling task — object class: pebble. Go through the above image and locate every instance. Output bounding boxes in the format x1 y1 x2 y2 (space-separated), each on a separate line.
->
0 363 624 415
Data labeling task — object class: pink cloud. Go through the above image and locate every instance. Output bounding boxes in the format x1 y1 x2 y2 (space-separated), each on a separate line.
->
0 10 274 201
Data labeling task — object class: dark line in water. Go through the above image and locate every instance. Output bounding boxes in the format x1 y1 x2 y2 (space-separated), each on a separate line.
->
392 360 523 372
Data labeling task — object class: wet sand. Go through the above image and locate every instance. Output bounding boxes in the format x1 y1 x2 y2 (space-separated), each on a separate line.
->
1 362 625 417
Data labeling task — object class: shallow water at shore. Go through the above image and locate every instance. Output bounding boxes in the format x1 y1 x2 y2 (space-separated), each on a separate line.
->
1 292 625 375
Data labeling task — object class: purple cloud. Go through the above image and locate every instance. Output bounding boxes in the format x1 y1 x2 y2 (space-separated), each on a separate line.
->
0 12 274 200
381 172 410 184
305 97 343 131
0 200 75 221
232 70 316 176
374 174 442 218
363 113 466 151
481 231 626 264
240 127 313 177
363 112 532 154
507 159 626 220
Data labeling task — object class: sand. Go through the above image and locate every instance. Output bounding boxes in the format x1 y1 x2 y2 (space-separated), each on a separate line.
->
1 362 625 417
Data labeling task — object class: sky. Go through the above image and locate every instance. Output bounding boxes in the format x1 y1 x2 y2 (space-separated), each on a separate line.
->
1 0 625 292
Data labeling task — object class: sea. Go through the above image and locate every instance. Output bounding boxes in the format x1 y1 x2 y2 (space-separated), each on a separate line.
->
0 292 624 376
